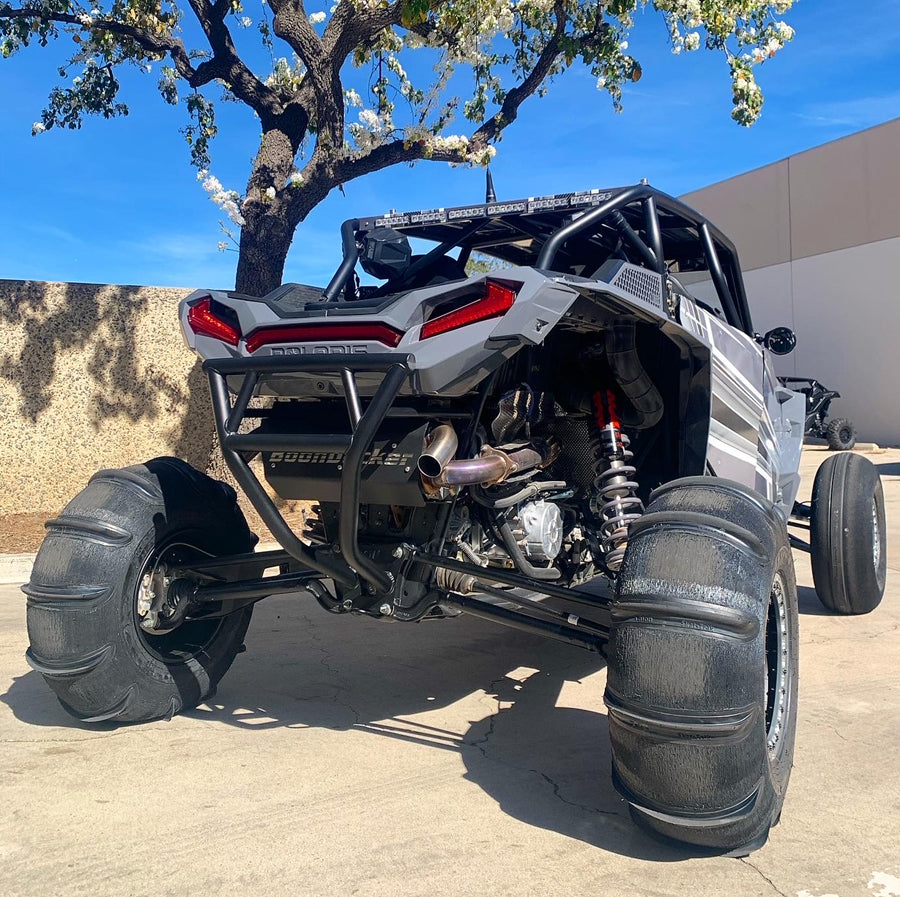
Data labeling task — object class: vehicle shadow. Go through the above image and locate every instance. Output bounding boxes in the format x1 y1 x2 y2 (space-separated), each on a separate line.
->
2 591 690 861
875 461 900 478
797 584 832 616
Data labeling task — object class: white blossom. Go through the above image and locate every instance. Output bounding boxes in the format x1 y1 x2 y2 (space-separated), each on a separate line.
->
200 171 246 226
683 32 700 51
238 15 252 27
288 171 304 187
308 10 326 24
775 21 794 40
217 241 228 251
31 122 46 135
264 186 276 199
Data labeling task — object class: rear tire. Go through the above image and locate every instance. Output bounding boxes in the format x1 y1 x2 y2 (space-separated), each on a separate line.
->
810 452 886 614
825 418 856 451
606 477 798 854
25 457 255 724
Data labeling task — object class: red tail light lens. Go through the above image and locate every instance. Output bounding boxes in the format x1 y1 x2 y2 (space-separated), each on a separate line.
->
245 322 404 353
187 296 241 346
421 280 517 340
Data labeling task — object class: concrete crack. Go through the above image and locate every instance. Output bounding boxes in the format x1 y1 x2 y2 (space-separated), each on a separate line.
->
535 770 619 816
464 675 618 818
298 611 362 725
464 674 512 751
739 858 789 897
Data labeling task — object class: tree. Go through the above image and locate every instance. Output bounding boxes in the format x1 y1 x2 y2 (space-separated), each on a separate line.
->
1 0 795 295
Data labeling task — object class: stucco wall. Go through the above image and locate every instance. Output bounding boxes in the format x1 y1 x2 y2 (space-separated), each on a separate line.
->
0 280 219 515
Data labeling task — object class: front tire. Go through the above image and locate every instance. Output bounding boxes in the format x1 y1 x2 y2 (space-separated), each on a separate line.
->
25 457 255 724
606 477 798 854
810 452 886 614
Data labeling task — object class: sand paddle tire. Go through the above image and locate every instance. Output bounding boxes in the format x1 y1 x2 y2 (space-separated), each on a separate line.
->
605 477 799 855
25 457 255 723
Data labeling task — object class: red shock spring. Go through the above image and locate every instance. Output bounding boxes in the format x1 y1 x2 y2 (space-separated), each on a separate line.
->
591 389 643 571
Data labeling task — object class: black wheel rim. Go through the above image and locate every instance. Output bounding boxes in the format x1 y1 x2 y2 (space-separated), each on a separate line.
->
134 538 225 664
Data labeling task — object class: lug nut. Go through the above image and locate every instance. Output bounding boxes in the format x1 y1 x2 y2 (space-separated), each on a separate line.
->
379 603 394 616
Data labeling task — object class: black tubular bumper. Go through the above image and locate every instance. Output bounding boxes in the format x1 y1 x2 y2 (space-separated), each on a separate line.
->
203 354 411 593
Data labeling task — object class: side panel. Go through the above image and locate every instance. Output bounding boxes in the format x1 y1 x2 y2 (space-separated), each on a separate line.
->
763 361 806 509
680 300 775 499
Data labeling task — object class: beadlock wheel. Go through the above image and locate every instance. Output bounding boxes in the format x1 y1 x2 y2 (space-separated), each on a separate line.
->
25 458 255 724
606 477 799 854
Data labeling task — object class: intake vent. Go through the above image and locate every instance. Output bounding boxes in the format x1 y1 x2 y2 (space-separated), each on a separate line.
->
610 264 664 311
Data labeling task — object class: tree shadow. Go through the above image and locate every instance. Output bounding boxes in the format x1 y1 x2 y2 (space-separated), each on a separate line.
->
1 592 694 861
0 280 215 472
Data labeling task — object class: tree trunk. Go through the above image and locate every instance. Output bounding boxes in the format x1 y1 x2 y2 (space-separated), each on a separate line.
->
234 205 296 296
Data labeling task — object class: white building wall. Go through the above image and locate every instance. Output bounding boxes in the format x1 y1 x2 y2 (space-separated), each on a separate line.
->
681 119 900 446
684 243 899 446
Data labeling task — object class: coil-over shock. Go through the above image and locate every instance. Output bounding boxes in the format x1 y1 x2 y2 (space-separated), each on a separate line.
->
591 389 644 571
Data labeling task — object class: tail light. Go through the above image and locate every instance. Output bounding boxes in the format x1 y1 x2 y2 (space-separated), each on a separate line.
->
187 296 241 346
245 322 404 353
421 280 517 340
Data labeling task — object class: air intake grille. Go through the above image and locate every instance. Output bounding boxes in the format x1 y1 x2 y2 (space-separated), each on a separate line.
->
611 264 663 311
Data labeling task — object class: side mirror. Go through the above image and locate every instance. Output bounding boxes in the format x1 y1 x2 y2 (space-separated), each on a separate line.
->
763 326 796 356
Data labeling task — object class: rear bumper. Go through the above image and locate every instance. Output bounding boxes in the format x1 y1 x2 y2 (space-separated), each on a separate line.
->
204 353 412 593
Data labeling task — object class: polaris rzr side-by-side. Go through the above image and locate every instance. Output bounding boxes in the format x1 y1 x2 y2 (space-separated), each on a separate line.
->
25 184 887 855
778 376 857 451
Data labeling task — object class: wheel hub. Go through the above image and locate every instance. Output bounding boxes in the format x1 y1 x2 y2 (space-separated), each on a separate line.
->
136 543 203 635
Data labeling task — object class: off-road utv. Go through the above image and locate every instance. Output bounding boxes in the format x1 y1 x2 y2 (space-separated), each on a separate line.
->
25 184 887 855
778 376 857 451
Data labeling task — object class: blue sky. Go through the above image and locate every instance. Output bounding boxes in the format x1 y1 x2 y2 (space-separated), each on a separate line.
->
0 0 898 290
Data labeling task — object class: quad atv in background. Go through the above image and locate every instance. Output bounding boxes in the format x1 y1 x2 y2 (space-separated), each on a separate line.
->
778 376 857 450
25 184 888 856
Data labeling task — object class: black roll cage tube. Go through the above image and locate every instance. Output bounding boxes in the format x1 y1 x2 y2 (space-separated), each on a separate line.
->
323 184 753 334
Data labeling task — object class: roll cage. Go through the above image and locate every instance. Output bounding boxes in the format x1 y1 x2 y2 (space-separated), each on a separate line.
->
323 184 753 335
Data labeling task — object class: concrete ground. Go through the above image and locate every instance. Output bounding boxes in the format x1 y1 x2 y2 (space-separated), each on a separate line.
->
1 448 898 897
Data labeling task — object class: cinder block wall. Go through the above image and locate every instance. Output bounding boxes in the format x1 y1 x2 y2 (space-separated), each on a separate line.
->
0 280 219 515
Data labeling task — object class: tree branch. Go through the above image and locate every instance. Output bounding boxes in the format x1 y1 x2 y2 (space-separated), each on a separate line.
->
185 0 283 118
322 0 404 66
267 0 345 150
471 4 567 145
284 137 463 226
0 7 198 80
0 3 284 120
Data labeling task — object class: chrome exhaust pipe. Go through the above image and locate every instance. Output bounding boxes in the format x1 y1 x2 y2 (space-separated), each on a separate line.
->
417 424 459 478
435 445 545 488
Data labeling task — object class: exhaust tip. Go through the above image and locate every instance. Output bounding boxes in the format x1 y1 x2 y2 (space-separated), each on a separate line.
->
417 424 459 478
417 455 445 478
